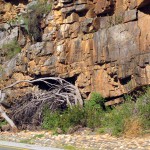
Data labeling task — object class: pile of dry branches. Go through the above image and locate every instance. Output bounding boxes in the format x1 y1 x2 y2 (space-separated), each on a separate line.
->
0 77 83 130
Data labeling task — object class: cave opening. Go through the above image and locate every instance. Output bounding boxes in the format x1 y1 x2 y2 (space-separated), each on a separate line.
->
65 75 78 85
119 76 131 85
4 0 29 5
32 78 61 91
76 10 88 17
126 85 149 102
32 75 79 90
138 5 150 15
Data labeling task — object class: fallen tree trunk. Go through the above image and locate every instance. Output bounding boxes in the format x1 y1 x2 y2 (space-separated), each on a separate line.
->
0 105 17 132
0 77 83 130
1 77 83 107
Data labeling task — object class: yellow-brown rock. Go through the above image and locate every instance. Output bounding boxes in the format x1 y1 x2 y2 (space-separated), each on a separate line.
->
1 0 150 104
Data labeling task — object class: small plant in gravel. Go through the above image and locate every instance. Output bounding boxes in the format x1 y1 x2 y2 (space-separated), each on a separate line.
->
19 134 44 144
33 134 44 139
20 138 34 144
63 145 77 150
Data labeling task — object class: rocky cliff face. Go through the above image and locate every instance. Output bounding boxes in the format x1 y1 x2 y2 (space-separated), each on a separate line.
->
0 0 150 104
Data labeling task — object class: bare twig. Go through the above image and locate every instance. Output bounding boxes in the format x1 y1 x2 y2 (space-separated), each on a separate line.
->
0 77 83 130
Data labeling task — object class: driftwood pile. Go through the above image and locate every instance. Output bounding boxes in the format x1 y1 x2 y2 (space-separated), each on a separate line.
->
0 77 83 131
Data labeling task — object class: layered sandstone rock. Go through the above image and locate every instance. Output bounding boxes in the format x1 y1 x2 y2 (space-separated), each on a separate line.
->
0 0 150 104
0 0 27 23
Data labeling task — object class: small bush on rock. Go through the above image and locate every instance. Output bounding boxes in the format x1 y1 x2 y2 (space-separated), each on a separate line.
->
27 0 52 42
2 40 21 59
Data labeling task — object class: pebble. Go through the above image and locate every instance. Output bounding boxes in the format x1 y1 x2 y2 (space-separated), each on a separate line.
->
0 129 150 150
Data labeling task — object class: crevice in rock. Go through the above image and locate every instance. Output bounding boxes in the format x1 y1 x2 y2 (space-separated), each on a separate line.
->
76 10 87 17
4 0 29 5
32 78 60 90
105 95 123 102
64 74 78 85
119 76 131 85
105 85 149 107
126 85 148 101
138 5 150 14
138 0 150 9
30 74 79 92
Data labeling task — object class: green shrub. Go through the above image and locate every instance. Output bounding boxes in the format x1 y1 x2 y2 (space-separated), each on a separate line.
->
100 88 150 136
42 92 104 133
85 92 105 109
28 0 52 15
60 106 85 132
135 88 150 130
84 106 103 129
84 92 105 128
42 107 60 130
42 90 150 136
0 120 7 128
42 106 85 133
101 101 134 136
2 40 21 59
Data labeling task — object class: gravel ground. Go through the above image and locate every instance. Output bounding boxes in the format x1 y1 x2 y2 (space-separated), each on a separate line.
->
0 129 150 150
0 141 62 150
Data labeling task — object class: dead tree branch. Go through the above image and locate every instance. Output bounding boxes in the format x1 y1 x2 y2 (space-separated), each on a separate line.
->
0 77 83 130
0 105 17 132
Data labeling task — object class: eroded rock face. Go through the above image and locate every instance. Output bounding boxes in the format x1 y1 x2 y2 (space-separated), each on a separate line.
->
0 1 27 22
0 0 150 103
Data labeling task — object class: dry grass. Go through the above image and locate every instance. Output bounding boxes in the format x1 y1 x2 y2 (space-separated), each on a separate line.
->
124 118 142 138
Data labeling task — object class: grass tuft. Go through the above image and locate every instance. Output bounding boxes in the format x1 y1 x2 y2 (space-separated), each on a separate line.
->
2 40 21 59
